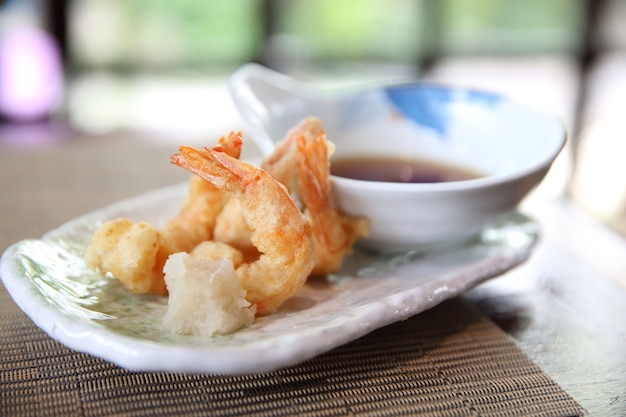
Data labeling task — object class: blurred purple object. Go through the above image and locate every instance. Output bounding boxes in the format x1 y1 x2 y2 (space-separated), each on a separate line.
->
0 26 63 121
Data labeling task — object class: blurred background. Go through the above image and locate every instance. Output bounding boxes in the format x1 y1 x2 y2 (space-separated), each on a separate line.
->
1 0 625 235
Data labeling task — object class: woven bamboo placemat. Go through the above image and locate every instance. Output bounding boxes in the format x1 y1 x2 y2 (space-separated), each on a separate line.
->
1 284 584 417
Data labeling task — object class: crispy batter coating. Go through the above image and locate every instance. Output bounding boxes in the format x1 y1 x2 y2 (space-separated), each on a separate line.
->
171 143 316 315
296 133 370 275
191 240 244 268
84 219 169 294
261 117 323 195
263 117 369 275
84 132 243 295
212 197 254 255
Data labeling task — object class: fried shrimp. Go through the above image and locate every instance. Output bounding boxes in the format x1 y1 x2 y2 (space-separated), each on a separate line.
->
262 118 369 275
162 131 243 253
84 132 244 295
171 144 316 316
212 197 254 255
261 117 324 196
85 121 368 326
296 133 370 275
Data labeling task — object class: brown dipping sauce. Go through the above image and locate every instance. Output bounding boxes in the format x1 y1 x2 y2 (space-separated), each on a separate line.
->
331 156 484 183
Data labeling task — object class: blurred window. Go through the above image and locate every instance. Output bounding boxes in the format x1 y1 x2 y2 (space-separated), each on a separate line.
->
39 0 626 136
438 0 584 55
69 0 262 71
270 0 584 64
66 0 602 74
270 0 422 64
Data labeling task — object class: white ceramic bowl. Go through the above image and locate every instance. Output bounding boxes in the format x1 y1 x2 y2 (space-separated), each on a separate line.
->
229 63 566 251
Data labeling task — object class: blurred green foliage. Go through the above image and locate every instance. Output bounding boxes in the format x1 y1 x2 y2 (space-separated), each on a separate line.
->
441 0 584 54
71 0 585 70
127 0 262 64
275 0 422 62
